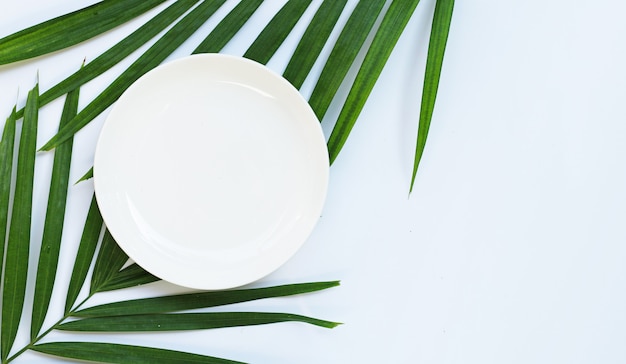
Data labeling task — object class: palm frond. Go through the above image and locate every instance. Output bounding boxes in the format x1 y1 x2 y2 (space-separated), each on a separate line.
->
1 83 38 361
31 79 80 339
0 0 165 65
31 342 244 364
411 0 455 192
283 0 348 89
327 0 422 163
0 0 456 361
40 0 228 151
74 281 340 317
65 194 103 313
243 0 313 64
58 312 340 332
0 108 17 281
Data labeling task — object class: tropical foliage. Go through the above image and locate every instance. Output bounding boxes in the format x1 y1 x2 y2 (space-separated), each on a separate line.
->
0 0 454 362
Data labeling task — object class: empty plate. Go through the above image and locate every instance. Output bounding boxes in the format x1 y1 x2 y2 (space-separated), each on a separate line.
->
94 54 329 290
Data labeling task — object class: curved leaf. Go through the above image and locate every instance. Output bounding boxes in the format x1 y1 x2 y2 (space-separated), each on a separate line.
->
193 0 264 54
74 281 340 317
283 0 348 90
14 0 200 119
1 84 38 361
65 195 103 313
31 342 243 364
327 0 421 164
244 0 314 65
307 0 386 120
0 0 165 65
31 83 80 339
410 0 455 192
0 108 17 279
58 312 340 332
39 0 228 151
98 263 160 292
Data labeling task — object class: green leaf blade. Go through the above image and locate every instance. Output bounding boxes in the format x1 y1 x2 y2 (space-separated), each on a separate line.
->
193 0 264 54
75 166 93 184
30 85 80 339
243 0 314 65
1 84 39 361
30 0 201 116
97 263 160 292
31 342 243 364
90 230 128 294
59 312 340 332
65 194 103 313
307 0 387 120
283 0 348 89
39 0 228 151
0 108 17 279
74 281 339 317
0 0 166 65
411 0 455 192
327 0 421 164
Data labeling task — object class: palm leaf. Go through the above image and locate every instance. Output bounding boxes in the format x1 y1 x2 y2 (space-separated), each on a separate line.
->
193 0 264 54
283 0 349 89
0 0 456 361
0 0 165 65
75 166 93 184
58 312 340 332
90 230 129 294
74 281 340 317
410 0 455 191
14 0 200 119
307 0 387 120
97 263 160 292
31 81 80 339
31 342 243 364
327 0 422 163
1 83 38 361
65 194 103 313
39 0 228 151
0 107 17 279
243 0 313 65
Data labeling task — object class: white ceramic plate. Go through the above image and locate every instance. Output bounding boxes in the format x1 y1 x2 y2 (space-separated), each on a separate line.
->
94 54 329 290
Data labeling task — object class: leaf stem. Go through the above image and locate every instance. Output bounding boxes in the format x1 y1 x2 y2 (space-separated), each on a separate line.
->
5 294 93 363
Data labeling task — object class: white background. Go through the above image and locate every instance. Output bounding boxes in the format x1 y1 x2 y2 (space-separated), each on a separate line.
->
1 0 626 363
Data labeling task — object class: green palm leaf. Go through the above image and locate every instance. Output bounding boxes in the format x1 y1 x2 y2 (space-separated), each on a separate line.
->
1 84 39 361
74 281 339 317
75 167 94 184
327 0 422 163
97 263 160 292
58 312 340 332
243 0 313 65
283 0 348 89
31 80 80 339
14 0 200 119
0 108 17 279
0 0 165 65
65 195 103 313
411 0 455 192
90 230 129 294
0 0 455 361
193 0 264 54
39 0 228 151
31 342 243 364
307 0 386 120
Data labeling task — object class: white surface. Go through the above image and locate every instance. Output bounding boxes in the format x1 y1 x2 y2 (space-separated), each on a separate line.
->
1 0 626 363
94 54 328 290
